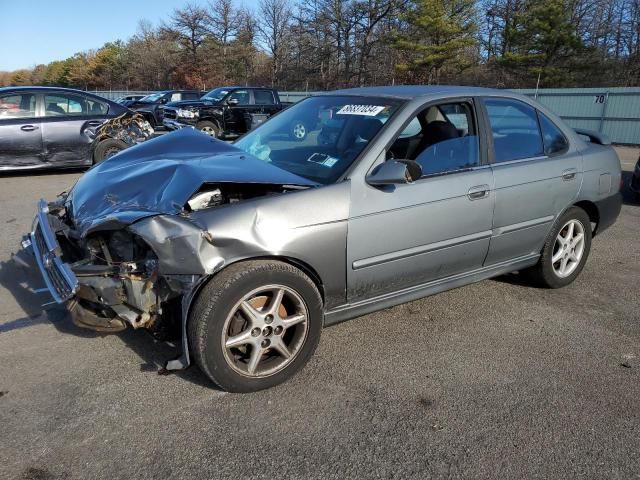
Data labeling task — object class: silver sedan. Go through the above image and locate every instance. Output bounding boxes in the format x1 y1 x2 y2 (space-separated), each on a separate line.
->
23 86 622 392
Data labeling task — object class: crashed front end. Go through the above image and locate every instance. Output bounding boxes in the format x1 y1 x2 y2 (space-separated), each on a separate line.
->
23 198 193 338
21 128 320 371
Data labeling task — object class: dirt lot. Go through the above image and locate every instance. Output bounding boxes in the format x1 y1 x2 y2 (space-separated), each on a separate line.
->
0 147 638 480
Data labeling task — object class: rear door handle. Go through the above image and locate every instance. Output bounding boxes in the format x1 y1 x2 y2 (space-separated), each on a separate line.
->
562 168 577 180
21 125 38 132
468 185 490 200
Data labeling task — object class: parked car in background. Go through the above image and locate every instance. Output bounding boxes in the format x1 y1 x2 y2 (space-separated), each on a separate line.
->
126 90 203 128
23 86 622 392
115 94 146 105
162 87 288 139
0 86 128 170
630 154 640 198
91 111 154 163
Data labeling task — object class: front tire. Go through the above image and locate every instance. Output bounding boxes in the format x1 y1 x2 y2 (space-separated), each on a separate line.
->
528 206 592 288
196 120 220 137
93 138 127 163
188 260 323 392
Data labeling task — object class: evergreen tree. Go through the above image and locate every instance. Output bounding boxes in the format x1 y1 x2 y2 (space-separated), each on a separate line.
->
499 0 588 85
393 0 478 83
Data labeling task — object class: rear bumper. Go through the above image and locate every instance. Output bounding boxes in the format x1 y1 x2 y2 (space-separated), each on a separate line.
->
594 192 622 235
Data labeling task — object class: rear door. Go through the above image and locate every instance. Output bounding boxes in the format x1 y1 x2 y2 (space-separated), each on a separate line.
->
481 97 581 265
40 92 108 166
0 91 43 168
254 89 280 116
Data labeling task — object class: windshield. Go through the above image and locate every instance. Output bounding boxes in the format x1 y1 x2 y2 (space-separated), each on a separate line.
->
141 93 164 102
202 88 230 102
234 96 402 184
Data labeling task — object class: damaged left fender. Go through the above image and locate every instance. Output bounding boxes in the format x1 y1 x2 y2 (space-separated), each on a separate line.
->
128 181 351 370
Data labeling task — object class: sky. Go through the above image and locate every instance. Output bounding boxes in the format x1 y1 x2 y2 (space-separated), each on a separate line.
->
0 0 257 71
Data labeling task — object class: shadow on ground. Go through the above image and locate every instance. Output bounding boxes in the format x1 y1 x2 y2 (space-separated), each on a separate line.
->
0 255 213 389
622 170 639 206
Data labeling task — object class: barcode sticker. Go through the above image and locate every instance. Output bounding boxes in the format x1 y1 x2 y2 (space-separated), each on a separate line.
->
336 105 386 116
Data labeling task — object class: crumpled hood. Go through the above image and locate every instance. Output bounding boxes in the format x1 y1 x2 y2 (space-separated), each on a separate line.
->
66 128 315 236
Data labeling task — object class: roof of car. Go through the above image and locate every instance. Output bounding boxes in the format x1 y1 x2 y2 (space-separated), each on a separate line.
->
0 86 102 94
329 85 509 100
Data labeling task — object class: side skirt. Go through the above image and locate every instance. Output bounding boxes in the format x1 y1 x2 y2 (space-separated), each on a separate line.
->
324 253 540 326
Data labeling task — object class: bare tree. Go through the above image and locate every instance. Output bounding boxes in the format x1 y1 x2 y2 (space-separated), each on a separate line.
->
257 0 292 86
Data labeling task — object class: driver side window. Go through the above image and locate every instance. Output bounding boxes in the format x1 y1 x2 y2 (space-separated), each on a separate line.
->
228 90 250 105
388 101 480 177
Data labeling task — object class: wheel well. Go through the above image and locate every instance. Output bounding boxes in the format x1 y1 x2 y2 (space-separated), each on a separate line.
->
139 111 155 125
573 200 600 235
197 117 219 127
196 256 325 305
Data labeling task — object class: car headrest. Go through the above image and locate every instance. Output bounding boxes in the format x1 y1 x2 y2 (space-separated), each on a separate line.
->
46 103 65 115
357 118 383 141
423 120 459 145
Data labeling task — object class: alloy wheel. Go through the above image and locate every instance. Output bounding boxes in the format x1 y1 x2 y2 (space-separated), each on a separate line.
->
551 219 585 278
200 126 217 137
221 284 309 378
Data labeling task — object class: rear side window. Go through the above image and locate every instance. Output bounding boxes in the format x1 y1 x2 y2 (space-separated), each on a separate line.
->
183 92 200 100
254 90 275 105
44 94 107 116
0 93 36 119
538 112 568 155
484 98 543 163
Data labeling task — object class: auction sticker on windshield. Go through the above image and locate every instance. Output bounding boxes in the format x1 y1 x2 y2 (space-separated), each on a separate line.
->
337 105 386 116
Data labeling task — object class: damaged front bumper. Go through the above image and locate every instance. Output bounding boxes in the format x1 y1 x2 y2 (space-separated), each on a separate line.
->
22 199 196 370
23 199 78 304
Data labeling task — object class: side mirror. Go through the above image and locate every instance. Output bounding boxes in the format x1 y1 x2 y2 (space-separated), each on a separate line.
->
366 160 422 186
161 97 168 104
227 98 239 106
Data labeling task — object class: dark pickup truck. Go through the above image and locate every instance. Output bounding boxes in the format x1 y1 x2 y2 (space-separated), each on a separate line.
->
162 87 291 139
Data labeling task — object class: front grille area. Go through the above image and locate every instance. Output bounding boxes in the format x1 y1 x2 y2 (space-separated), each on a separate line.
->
30 200 78 303
164 109 177 120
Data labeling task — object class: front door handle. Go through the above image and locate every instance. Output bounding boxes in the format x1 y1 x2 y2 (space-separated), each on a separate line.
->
468 185 490 201
21 125 38 132
562 168 577 181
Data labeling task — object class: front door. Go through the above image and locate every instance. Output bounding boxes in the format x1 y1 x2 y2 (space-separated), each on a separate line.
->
0 91 43 168
347 99 495 302
223 89 251 135
481 97 582 265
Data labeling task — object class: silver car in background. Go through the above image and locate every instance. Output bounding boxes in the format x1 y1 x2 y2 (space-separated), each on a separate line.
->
22 86 622 392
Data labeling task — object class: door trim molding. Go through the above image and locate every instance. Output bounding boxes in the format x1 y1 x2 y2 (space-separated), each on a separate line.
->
492 215 554 236
352 230 492 270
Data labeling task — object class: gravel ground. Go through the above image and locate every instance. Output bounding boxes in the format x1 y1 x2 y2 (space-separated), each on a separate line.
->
0 147 638 480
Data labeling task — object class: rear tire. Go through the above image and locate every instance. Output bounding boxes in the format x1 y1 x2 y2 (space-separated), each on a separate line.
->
93 138 127 163
196 120 219 138
527 206 592 288
188 260 323 392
